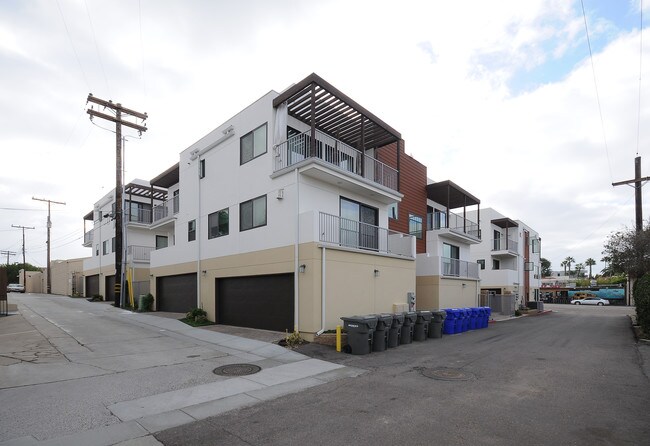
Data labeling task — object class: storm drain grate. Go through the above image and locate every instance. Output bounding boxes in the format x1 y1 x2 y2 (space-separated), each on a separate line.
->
419 367 475 381
213 363 261 376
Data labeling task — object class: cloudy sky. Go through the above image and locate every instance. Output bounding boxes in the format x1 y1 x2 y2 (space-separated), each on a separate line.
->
1 0 648 276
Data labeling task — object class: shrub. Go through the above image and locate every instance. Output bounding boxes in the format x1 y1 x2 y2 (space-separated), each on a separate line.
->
634 275 650 336
140 293 154 312
186 307 208 323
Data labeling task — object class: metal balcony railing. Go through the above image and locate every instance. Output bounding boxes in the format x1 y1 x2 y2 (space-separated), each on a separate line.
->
127 209 152 224
127 245 154 262
319 212 414 258
152 195 179 224
427 211 480 239
492 237 518 253
441 257 480 279
274 130 398 191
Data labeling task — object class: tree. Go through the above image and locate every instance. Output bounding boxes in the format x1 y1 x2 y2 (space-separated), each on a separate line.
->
540 258 552 277
561 260 568 276
5 262 41 283
601 226 650 278
574 263 584 278
585 258 596 279
564 256 575 277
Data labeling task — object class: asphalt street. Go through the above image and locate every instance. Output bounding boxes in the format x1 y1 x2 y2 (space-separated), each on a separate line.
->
155 304 650 446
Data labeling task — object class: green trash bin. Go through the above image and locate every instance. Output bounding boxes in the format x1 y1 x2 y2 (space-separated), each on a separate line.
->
400 311 417 344
371 314 393 352
414 310 432 341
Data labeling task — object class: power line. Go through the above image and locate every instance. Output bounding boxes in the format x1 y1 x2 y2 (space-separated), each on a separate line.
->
636 0 644 157
580 0 613 184
84 0 111 97
55 0 91 92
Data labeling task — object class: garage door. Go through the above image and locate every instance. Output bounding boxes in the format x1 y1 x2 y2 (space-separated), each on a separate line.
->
157 273 197 313
85 275 99 297
105 275 115 302
217 274 294 332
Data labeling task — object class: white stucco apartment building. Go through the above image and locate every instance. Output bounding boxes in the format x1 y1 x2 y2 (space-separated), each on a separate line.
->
467 207 542 307
146 73 417 340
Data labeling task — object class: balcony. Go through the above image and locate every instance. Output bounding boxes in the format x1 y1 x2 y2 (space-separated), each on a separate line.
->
441 257 480 279
492 237 519 257
127 245 154 263
319 212 414 258
151 195 179 228
273 130 400 202
126 209 152 225
427 211 481 244
83 229 93 247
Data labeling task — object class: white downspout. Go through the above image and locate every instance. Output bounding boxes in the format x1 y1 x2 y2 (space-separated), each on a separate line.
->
197 157 202 309
294 168 300 332
316 246 326 336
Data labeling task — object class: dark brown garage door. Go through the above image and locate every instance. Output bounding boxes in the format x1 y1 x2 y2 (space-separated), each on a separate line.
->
85 275 99 297
217 274 294 332
157 273 197 313
105 275 115 302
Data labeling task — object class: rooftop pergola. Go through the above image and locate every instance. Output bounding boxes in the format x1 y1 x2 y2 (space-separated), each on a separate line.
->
426 180 480 210
150 163 179 189
272 73 401 151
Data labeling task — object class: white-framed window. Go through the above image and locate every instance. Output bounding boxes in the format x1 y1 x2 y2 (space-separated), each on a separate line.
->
409 214 423 239
188 219 196 242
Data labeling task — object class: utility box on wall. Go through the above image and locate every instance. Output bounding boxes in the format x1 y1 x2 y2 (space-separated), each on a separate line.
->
407 292 416 311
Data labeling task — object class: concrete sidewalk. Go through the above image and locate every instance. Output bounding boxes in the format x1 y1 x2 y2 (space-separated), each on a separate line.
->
0 296 363 446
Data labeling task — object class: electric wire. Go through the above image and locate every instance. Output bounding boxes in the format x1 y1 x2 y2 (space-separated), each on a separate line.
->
84 0 112 97
55 0 91 92
636 0 644 157
139 0 147 107
580 0 614 185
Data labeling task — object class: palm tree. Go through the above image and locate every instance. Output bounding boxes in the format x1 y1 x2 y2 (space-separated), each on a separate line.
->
564 256 575 277
585 258 596 279
574 263 584 278
561 260 568 276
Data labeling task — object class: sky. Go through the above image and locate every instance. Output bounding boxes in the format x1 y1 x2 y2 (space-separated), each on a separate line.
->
1 0 649 276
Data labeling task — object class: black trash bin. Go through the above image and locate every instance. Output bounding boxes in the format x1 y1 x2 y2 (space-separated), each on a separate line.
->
371 314 393 352
429 310 446 339
388 313 404 348
414 310 432 341
400 311 417 345
341 315 378 355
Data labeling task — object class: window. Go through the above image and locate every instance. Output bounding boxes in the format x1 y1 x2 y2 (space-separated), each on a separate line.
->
208 209 229 238
95 244 99 256
240 123 267 165
531 237 540 253
409 214 423 239
340 198 378 250
388 203 398 220
156 235 168 249
199 159 205 179
127 201 152 223
477 259 485 270
111 237 115 253
188 220 196 242
102 240 110 255
240 196 266 231
493 230 501 250
173 190 179 214
442 243 460 276
493 259 500 270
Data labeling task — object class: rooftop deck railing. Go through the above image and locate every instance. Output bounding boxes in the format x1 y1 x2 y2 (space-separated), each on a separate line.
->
274 130 398 191
427 211 480 239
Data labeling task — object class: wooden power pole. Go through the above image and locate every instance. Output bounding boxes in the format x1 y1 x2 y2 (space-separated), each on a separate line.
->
86 94 147 307
11 225 34 288
32 197 66 294
1 251 16 266
612 156 650 232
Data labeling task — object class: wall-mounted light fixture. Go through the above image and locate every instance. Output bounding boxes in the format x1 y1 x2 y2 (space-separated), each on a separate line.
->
374 269 380 277
462 283 466 288
277 188 284 200
201 270 207 276
149 274 153 277
299 264 306 273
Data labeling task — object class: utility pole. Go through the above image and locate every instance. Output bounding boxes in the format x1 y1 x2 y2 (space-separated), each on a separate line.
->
1 250 16 266
32 197 66 294
86 94 147 307
11 225 34 289
612 155 650 305
612 156 650 232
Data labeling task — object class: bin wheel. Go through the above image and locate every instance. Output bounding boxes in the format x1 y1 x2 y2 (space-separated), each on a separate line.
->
343 344 352 354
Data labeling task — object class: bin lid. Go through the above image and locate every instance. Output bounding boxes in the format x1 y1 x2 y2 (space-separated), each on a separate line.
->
340 315 378 329
372 313 394 325
392 313 405 323
403 311 417 322
416 310 432 321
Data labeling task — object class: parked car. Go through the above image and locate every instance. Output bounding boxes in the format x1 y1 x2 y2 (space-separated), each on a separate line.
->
7 283 25 293
571 297 609 306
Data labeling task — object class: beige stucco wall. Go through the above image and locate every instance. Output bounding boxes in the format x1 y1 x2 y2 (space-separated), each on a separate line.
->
51 258 86 296
416 275 480 309
149 242 416 339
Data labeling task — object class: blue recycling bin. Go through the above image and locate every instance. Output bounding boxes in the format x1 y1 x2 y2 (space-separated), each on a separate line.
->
476 307 485 329
484 306 492 327
443 309 457 334
470 307 479 330
463 308 472 332
455 309 464 333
